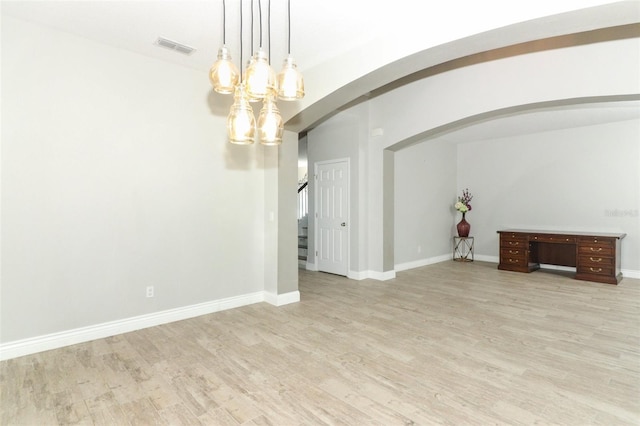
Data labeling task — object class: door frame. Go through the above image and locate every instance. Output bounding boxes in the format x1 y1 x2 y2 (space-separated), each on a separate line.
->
313 158 350 276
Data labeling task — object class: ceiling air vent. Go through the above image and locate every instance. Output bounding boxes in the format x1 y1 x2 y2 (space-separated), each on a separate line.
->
154 37 196 55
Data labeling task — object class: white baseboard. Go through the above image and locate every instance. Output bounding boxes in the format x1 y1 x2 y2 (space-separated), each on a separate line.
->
474 254 499 263
539 263 576 272
264 290 300 306
376 270 396 281
395 254 452 272
345 270 396 281
347 270 368 280
459 255 640 280
474 256 640 280
0 290 297 361
307 266 395 281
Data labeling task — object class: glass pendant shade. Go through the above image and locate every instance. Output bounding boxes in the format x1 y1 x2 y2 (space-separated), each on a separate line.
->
209 46 240 94
245 49 277 100
277 56 304 100
227 85 256 144
257 95 284 145
243 58 261 103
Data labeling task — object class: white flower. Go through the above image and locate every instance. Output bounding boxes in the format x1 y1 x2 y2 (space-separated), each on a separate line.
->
455 202 468 213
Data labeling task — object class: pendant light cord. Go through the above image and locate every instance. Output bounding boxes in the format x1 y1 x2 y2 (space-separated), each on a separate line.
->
287 0 291 54
222 0 226 45
268 0 271 58
258 0 263 48
239 0 243 80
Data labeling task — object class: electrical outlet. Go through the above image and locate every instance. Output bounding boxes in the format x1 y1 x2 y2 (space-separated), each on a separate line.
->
418 245 422 253
146 286 154 298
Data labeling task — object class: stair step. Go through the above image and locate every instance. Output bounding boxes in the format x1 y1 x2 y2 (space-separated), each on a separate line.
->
298 255 307 261
298 235 308 239
298 245 307 249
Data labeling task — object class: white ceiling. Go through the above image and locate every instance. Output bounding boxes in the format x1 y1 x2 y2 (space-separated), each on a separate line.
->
0 0 400 74
2 0 639 140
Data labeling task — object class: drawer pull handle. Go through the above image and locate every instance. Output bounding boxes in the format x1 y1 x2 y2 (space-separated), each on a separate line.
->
590 247 602 252
509 250 519 254
589 257 602 263
590 267 602 273
509 259 518 263
509 242 518 246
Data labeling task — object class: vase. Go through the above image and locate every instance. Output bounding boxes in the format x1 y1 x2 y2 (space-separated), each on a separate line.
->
457 213 470 237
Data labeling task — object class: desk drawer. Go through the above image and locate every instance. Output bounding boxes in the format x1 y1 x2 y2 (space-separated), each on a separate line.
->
500 238 527 249
500 255 528 267
500 233 527 241
500 248 527 260
531 234 576 244
579 236 615 246
577 265 614 277
578 239 614 256
578 254 614 268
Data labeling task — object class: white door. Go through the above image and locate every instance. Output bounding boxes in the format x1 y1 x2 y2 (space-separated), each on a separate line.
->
315 160 349 276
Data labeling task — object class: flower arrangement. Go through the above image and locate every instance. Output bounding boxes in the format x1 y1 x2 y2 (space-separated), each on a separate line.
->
454 188 473 214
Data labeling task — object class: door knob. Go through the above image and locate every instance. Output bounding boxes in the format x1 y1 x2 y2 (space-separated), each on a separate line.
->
341 222 346 227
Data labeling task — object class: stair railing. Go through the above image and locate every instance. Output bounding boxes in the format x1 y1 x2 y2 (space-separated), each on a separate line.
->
298 181 308 220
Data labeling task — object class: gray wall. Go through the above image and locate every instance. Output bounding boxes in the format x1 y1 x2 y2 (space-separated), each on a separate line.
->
1 16 270 343
392 118 640 272
456 119 640 270
394 139 457 266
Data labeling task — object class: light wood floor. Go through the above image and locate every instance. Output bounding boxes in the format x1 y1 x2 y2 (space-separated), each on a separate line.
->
2 261 639 425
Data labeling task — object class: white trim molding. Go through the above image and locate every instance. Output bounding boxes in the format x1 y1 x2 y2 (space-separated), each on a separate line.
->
472 256 640 280
347 270 368 280
347 270 396 281
622 269 640 280
371 270 397 281
474 254 499 263
0 290 298 361
395 254 452 272
264 290 301 306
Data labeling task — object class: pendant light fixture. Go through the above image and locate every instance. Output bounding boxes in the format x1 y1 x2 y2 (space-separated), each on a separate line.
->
277 0 304 100
255 0 284 145
227 0 256 144
245 0 261 103
209 0 239 94
210 0 305 146
244 0 276 100
257 93 284 145
228 83 256 144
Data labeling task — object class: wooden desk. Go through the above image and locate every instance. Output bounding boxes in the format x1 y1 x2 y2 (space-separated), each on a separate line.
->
497 229 625 284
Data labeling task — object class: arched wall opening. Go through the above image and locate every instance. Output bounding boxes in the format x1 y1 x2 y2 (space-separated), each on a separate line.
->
304 26 640 279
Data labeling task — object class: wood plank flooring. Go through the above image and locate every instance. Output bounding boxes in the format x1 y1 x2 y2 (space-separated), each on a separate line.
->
1 261 639 425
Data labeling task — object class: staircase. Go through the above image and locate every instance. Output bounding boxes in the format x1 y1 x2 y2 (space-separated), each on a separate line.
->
298 177 309 263
298 221 308 262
